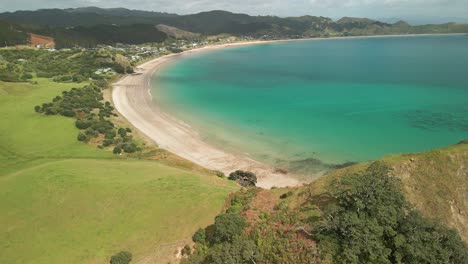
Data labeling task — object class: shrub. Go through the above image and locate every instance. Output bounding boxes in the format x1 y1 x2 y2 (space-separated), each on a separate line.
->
113 64 125 74
77 133 87 142
34 105 42 113
126 67 134 74
103 139 113 147
62 109 76 117
118 128 127 137
280 191 293 199
215 171 225 178
21 73 33 80
75 120 92 130
181 245 191 256
192 228 206 244
122 143 138 153
210 213 247 243
228 170 257 187
113 146 122 154
110 251 132 264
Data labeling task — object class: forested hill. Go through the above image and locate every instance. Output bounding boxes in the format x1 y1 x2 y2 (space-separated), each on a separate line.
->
0 19 29 46
182 142 468 263
0 21 169 48
2 7 468 40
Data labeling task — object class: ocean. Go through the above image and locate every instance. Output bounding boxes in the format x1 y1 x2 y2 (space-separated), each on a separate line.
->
152 35 468 174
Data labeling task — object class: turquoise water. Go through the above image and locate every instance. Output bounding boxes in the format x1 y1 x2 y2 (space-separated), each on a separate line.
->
152 35 468 173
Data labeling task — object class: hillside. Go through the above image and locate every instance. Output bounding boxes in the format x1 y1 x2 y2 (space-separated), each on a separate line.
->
156 24 202 40
0 48 238 263
0 19 28 46
1 7 468 42
182 142 468 263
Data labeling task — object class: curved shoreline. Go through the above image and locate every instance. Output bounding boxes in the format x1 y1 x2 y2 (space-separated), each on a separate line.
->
112 34 465 188
112 41 307 188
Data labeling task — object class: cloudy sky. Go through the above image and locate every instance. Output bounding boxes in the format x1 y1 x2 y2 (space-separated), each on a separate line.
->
0 0 467 22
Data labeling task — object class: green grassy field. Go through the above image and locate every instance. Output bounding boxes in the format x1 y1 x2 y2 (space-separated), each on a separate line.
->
0 79 237 263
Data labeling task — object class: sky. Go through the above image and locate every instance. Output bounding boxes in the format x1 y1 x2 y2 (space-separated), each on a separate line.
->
0 0 467 23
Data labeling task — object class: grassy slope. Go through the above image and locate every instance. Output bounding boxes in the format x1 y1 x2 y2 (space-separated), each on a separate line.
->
0 79 237 264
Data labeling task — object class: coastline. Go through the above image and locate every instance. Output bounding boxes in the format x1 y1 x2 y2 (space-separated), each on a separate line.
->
111 33 464 188
112 40 311 188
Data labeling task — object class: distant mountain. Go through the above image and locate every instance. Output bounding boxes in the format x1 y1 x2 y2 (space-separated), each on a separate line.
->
1 7 468 48
65 6 178 18
337 17 376 24
52 24 168 48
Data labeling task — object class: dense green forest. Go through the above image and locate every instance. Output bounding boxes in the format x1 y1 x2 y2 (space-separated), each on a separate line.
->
0 19 28 46
1 7 468 48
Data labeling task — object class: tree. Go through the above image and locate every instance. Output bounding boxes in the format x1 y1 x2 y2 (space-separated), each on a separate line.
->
192 228 206 244
118 128 127 137
75 120 92 129
110 251 132 264
318 162 468 264
77 133 87 142
113 146 122 154
208 238 261 264
228 170 257 187
34 105 42 113
122 143 138 153
211 213 247 243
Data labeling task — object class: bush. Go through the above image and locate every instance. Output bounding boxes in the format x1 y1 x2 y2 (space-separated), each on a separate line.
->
215 171 225 178
103 139 113 147
118 128 127 137
192 228 206 244
210 213 247 243
77 133 87 142
280 191 293 199
21 73 33 80
113 64 126 74
62 109 75 117
126 67 134 74
75 120 92 130
181 245 191 256
113 146 122 154
34 105 42 113
122 143 138 153
110 251 132 264
228 170 257 187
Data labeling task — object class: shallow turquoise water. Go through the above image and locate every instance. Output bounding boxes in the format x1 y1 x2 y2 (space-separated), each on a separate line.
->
152 35 468 172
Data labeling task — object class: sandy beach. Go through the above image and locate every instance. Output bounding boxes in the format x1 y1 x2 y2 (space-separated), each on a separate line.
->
112 41 309 188
112 34 465 188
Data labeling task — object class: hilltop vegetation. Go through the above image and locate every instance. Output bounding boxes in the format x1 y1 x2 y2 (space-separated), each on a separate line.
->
0 48 131 82
183 144 468 263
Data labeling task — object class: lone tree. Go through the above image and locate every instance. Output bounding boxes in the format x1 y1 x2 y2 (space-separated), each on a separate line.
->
228 170 257 187
110 251 132 264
